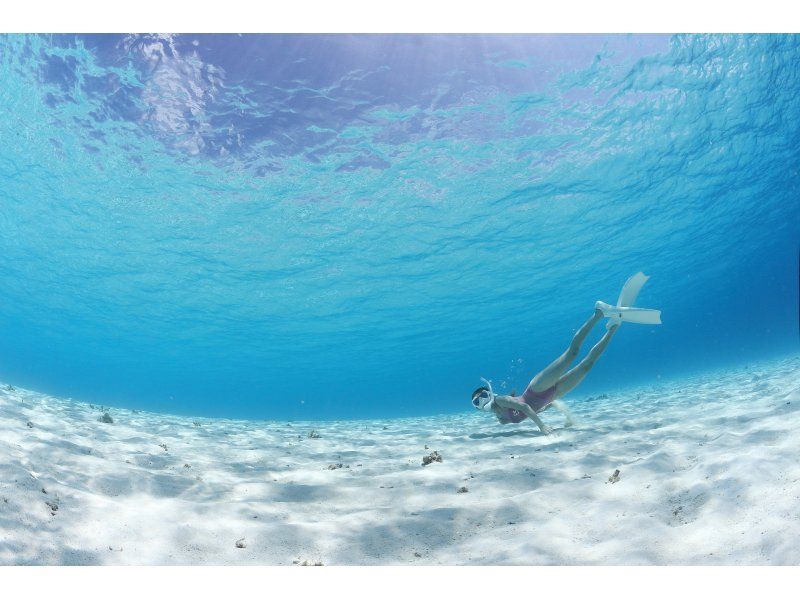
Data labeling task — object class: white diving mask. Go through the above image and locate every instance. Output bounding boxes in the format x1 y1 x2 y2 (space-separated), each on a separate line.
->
472 377 496 412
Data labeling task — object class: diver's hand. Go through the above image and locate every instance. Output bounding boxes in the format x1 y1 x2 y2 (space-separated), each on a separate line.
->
528 410 553 436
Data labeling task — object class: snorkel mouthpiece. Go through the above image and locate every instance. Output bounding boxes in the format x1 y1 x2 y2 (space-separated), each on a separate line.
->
473 377 496 411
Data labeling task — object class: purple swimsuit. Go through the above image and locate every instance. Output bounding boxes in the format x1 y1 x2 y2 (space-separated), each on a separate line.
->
500 385 557 424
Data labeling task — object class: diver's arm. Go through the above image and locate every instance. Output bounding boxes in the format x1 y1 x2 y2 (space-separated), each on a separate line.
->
520 404 553 435
493 395 552 435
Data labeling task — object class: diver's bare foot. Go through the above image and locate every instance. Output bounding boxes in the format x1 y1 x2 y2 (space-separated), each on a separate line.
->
539 425 554 436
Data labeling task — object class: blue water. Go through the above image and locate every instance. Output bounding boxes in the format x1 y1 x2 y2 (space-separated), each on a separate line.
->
0 34 797 421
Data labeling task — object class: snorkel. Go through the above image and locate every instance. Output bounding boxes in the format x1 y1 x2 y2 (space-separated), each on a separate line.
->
473 377 497 412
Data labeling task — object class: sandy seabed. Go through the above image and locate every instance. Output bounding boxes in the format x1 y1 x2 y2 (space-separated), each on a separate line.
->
1 355 798 565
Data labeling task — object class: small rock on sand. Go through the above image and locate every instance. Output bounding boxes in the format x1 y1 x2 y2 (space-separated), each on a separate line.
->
235 538 246 548
607 469 621 484
422 451 442 466
326 463 343 470
457 486 469 493
26 421 34 428
307 430 320 438
99 413 114 424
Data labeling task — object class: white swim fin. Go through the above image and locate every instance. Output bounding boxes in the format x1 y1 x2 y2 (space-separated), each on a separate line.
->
596 301 662 325
596 272 661 329
616 271 650 308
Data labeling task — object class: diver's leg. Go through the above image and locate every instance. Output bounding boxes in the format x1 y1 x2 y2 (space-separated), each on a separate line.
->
550 399 575 427
528 309 603 390
554 325 618 397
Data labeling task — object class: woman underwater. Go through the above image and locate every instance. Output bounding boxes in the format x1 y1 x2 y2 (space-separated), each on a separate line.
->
471 272 661 434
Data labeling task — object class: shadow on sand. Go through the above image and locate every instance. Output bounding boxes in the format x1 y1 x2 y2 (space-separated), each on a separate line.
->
468 429 547 440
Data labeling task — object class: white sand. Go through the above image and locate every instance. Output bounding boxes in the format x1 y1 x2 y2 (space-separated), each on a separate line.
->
1 355 798 565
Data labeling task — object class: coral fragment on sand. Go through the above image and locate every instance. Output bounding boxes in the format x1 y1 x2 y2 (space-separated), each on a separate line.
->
422 451 442 466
